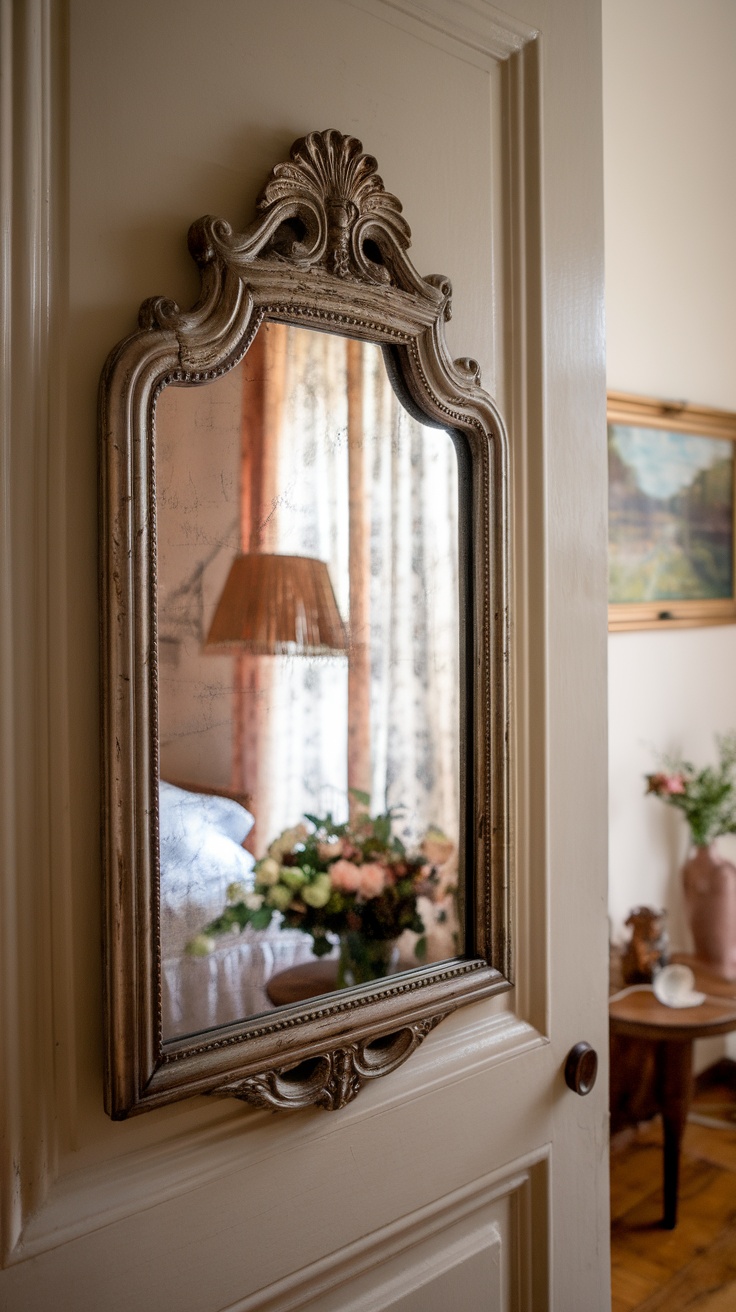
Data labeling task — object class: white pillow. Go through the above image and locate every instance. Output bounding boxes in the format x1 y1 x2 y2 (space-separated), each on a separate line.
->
159 781 256 955
160 780 254 847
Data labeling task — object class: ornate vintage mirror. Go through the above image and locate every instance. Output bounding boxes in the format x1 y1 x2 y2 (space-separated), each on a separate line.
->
101 130 510 1117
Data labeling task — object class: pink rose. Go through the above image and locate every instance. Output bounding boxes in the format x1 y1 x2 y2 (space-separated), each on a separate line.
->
329 859 362 892
664 774 686 795
358 862 386 899
647 771 687 796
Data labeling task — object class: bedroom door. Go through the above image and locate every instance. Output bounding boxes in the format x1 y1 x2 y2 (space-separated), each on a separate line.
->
1 0 609 1308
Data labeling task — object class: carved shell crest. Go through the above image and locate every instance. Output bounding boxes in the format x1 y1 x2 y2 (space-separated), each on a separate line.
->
258 129 412 281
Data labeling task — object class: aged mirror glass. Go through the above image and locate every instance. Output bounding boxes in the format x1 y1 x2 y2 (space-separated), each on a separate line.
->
157 323 464 1041
101 130 510 1116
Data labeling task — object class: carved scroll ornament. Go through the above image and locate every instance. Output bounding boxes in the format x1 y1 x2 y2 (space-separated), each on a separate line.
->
212 1016 447 1113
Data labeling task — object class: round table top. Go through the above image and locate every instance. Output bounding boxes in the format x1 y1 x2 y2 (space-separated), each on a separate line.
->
671 952 736 995
266 959 339 1007
609 981 736 1040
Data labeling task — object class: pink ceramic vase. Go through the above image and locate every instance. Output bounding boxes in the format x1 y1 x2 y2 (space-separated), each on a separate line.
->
682 843 736 979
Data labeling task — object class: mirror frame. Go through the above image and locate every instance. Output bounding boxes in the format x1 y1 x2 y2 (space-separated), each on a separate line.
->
100 130 511 1118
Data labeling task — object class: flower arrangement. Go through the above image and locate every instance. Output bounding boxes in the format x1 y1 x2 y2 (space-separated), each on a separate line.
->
645 732 736 847
190 791 456 985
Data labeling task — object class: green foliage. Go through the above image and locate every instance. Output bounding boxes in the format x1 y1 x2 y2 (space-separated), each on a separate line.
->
348 787 371 807
310 933 333 958
646 731 736 846
414 936 428 961
248 906 273 932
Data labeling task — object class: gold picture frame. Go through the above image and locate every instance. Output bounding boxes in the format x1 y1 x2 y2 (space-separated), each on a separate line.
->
608 391 736 632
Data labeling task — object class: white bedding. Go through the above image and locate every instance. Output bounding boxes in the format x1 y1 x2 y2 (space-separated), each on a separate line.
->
159 781 323 1039
159 780 256 956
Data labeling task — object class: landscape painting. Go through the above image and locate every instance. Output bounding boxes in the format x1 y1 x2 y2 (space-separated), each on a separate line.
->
609 423 734 603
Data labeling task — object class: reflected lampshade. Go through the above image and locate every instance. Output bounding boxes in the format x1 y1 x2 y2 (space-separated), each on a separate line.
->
204 553 348 657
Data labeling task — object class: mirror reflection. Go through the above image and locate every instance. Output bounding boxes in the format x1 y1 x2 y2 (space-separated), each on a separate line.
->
156 323 462 1040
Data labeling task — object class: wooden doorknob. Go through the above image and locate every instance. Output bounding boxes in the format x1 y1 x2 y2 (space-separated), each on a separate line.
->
564 1042 598 1095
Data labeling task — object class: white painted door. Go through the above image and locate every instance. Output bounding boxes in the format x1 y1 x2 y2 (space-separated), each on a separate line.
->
1 0 609 1308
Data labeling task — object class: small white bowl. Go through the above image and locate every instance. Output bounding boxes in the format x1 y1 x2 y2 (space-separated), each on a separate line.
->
653 963 706 1008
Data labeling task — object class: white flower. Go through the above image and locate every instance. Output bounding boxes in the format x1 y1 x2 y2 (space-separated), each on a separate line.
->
268 823 308 863
420 828 455 868
266 884 293 912
255 856 280 886
186 933 216 957
302 875 331 908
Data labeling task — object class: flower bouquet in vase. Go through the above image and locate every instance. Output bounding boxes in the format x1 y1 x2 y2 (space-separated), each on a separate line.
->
192 791 457 990
646 732 736 978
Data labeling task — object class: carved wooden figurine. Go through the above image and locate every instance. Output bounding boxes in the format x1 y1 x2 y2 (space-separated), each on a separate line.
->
621 906 669 985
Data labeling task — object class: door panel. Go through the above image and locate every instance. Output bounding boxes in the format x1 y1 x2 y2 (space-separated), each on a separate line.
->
0 0 609 1307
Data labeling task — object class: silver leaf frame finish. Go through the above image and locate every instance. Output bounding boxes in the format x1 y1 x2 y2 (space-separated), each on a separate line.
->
100 130 511 1118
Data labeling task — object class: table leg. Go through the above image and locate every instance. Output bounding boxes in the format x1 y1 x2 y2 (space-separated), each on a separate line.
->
658 1039 693 1230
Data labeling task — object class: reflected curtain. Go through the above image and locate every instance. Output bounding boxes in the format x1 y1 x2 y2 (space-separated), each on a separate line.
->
233 323 287 853
234 327 460 852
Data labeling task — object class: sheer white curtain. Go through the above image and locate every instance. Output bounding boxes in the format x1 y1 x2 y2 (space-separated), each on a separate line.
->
362 343 460 847
260 328 351 833
253 326 460 852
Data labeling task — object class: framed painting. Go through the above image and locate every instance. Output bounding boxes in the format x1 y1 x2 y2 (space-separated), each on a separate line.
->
608 391 736 632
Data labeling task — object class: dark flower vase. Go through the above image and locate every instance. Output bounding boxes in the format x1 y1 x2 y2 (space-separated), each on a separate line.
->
337 932 397 988
682 843 736 980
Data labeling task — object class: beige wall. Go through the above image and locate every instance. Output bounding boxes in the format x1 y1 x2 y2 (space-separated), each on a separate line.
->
604 0 736 950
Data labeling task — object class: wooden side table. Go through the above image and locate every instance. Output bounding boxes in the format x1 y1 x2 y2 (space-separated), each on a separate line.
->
266 959 339 1007
609 962 736 1229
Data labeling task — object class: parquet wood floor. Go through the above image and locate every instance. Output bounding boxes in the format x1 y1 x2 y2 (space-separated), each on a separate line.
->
611 1065 736 1311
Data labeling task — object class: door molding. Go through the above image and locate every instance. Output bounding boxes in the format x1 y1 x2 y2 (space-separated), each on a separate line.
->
0 0 547 1269
220 1150 548 1312
0 0 70 1266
